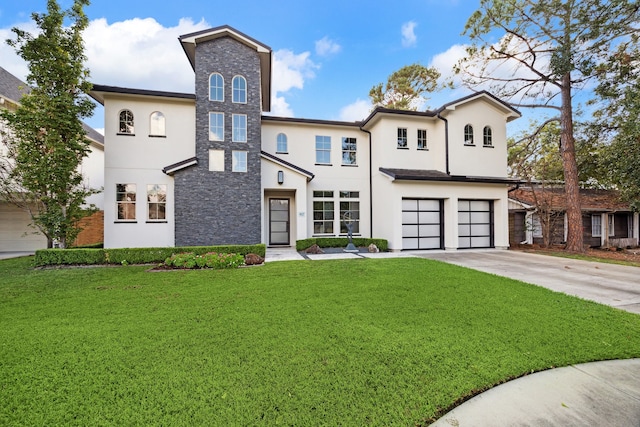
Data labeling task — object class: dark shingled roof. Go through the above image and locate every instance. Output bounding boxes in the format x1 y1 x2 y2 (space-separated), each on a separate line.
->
509 187 632 212
379 168 519 185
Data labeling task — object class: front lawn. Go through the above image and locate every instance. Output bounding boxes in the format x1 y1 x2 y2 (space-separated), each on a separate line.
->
1 256 639 426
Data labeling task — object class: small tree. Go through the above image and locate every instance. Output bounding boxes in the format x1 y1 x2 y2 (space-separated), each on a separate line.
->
369 63 442 110
0 0 96 248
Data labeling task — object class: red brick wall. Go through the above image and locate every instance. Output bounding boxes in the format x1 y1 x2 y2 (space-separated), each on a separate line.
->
73 210 104 247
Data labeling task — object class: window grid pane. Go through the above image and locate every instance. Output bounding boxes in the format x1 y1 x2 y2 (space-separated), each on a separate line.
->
149 111 165 136
147 184 167 220
119 110 134 134
209 112 224 141
418 129 427 149
209 73 224 101
233 114 247 142
341 137 357 165
483 126 492 146
232 151 247 172
277 133 288 153
316 135 331 164
464 124 474 145
232 76 247 103
116 184 136 220
397 128 407 148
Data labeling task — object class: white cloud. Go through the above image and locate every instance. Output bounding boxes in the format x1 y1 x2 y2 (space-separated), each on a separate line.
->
269 48 318 116
339 99 371 122
315 36 341 57
0 22 38 82
84 17 209 92
401 21 417 48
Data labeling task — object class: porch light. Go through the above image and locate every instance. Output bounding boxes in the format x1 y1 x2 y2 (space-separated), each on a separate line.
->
277 170 284 185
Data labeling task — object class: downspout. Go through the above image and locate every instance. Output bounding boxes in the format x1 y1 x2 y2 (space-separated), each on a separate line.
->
436 112 450 175
361 128 373 238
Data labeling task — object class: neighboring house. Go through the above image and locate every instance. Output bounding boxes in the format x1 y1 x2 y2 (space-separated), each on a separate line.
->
0 66 104 251
509 186 640 248
90 25 521 251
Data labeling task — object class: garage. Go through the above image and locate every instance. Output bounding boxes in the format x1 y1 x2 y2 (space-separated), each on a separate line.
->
402 198 444 250
0 202 47 252
458 199 494 248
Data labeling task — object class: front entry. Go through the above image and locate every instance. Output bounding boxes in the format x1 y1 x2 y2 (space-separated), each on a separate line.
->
269 198 290 245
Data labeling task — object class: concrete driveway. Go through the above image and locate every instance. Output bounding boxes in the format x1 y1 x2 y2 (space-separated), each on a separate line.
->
417 250 640 314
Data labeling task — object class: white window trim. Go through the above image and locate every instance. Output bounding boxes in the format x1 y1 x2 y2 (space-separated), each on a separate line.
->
209 73 224 102
232 114 247 142
209 112 224 141
232 75 247 104
315 136 331 165
276 133 288 153
232 150 248 172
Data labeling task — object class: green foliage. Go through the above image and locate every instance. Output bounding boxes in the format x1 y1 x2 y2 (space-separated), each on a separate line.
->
296 238 388 251
369 63 443 110
164 252 245 269
1 257 639 425
34 244 265 266
0 0 96 248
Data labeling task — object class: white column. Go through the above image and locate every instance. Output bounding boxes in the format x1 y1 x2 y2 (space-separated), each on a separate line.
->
525 211 534 244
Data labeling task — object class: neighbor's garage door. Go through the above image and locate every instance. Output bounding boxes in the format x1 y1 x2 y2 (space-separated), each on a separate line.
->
402 198 444 250
458 200 494 248
0 202 47 251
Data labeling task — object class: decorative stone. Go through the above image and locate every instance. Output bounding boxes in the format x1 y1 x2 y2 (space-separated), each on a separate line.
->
244 253 265 265
305 244 324 254
368 243 379 253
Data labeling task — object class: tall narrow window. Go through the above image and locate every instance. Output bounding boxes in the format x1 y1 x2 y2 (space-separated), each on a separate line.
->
276 133 288 153
209 112 224 141
483 126 492 146
232 75 247 103
417 129 428 149
340 191 360 234
592 215 602 237
464 124 474 145
313 191 334 234
119 110 134 134
315 135 331 164
116 184 136 220
209 73 224 101
232 114 247 142
149 111 165 137
147 184 166 221
342 137 357 165
232 151 248 172
397 128 408 148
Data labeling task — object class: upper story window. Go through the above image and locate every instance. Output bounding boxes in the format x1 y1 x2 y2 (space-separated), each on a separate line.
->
315 135 331 165
149 111 166 137
209 73 224 101
232 75 247 103
417 129 428 150
464 124 474 145
209 112 224 141
342 137 357 166
232 114 247 142
483 126 493 147
232 150 248 172
397 128 408 148
118 110 134 134
276 133 288 153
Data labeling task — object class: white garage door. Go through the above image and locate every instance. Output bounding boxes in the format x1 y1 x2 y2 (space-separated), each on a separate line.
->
458 200 493 248
402 198 443 250
0 202 47 251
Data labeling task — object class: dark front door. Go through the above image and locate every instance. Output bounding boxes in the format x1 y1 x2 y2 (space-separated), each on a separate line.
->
269 199 290 245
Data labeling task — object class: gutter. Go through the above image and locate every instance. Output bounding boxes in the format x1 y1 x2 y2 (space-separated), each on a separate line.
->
436 112 450 175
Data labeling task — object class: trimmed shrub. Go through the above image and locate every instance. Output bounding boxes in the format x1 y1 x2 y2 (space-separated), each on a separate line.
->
34 244 265 267
296 238 388 251
164 252 245 269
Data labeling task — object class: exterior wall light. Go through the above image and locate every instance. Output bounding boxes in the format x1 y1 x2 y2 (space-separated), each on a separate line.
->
277 170 284 185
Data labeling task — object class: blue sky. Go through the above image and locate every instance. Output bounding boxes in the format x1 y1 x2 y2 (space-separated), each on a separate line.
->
1 0 520 133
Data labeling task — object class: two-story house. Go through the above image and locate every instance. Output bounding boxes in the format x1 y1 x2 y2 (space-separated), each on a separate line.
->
90 25 520 251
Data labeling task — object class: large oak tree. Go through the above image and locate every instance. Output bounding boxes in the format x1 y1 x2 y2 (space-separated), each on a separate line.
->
456 0 639 252
0 0 96 248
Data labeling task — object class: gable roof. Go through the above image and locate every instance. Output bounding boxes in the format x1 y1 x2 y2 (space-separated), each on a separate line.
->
361 91 521 129
509 187 632 212
179 25 272 112
261 151 314 181
0 66 104 147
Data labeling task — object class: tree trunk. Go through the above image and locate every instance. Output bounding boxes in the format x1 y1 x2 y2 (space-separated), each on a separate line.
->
560 74 584 252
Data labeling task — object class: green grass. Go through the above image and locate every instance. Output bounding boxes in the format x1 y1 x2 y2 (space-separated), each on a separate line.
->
1 256 639 426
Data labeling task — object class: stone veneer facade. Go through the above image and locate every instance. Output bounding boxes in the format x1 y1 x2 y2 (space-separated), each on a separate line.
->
174 36 263 246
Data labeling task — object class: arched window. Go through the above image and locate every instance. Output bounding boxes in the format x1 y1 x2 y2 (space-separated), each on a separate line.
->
464 124 474 145
119 109 134 134
276 133 288 153
149 111 166 137
232 75 247 103
483 126 492 146
209 73 224 101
